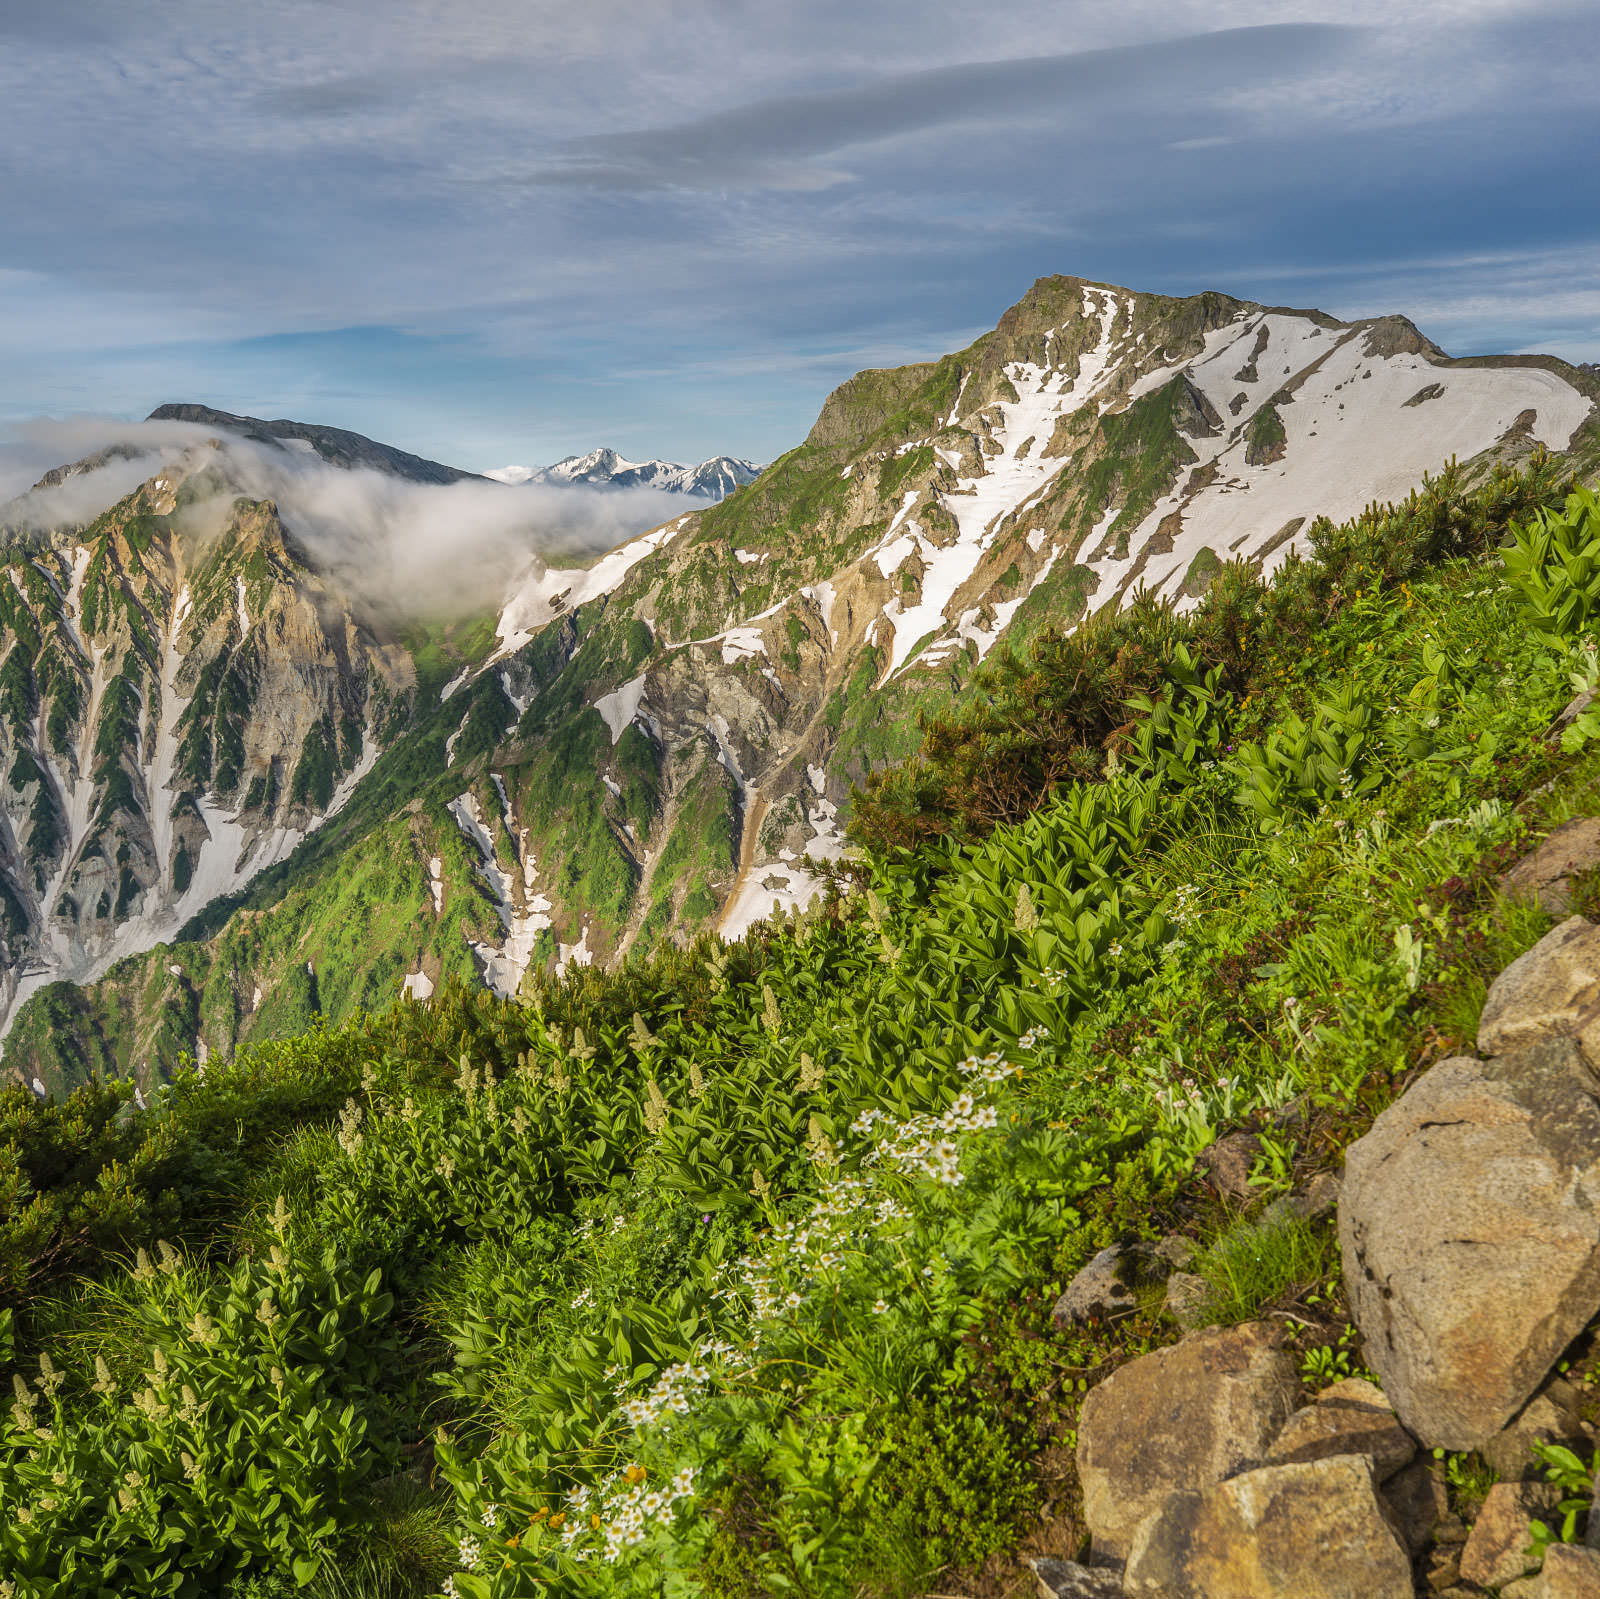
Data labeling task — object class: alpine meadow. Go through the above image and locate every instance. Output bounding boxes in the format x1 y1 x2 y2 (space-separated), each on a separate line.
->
3 246 1600 1599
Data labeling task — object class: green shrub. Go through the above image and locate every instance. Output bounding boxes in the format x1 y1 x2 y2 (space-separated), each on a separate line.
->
0 1219 399 1596
856 1394 1038 1591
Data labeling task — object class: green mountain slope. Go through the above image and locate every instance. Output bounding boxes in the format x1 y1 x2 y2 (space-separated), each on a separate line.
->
7 276 1598 1092
5 464 1600 1597
0 455 429 1056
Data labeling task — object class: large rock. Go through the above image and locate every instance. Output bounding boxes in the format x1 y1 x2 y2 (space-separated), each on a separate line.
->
1027 1557 1123 1598
1482 1379 1594 1481
1503 822 1600 916
1122 1453 1413 1598
1478 916 1600 1061
1539 1543 1600 1598
1267 1377 1415 1480
1340 1037 1600 1448
1052 1245 1137 1326
1075 1322 1300 1561
1459 1480 1561 1588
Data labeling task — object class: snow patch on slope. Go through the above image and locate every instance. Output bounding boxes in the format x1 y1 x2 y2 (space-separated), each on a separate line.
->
495 518 689 657
594 673 649 744
446 788 553 999
1085 330 1593 611
875 287 1132 678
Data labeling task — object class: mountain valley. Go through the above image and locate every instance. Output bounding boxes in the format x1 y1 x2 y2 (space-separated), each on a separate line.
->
2 275 1596 1092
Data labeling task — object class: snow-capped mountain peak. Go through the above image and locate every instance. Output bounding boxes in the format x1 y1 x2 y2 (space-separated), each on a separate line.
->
485 447 761 500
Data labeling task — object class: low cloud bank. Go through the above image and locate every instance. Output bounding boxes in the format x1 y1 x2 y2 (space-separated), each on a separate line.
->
0 417 685 620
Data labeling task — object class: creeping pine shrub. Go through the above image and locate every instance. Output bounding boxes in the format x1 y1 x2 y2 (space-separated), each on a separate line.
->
1503 486 1600 643
0 1206 399 1597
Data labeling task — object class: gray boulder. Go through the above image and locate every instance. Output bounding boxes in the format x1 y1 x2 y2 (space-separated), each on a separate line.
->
1122 1453 1413 1598
1052 1245 1137 1326
1478 916 1600 1061
1340 1037 1600 1448
1075 1321 1300 1561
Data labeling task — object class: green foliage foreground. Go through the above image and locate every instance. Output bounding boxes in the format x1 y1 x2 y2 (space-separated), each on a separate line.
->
4 474 1600 1598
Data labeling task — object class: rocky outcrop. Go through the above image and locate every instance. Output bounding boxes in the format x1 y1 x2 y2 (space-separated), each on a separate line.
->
1063 914 1600 1596
1459 1480 1563 1588
1075 1322 1301 1561
1501 821 1600 915
1477 915 1600 1060
1122 1454 1413 1599
1338 1033 1600 1449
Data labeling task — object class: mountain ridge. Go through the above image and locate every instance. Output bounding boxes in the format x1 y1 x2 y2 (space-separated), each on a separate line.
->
4 272 1597 1088
487 447 762 500
145 403 486 485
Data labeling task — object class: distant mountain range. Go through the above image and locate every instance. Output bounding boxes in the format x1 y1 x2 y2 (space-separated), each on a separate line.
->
3 276 1597 1092
486 447 762 500
142 412 759 503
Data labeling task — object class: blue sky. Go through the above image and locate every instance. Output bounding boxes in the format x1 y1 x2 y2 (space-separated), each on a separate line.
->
2 0 1596 472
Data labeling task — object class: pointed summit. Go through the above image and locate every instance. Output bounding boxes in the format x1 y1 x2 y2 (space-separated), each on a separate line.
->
485 447 761 500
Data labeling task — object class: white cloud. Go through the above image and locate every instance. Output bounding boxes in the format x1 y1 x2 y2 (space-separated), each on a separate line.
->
0 417 683 618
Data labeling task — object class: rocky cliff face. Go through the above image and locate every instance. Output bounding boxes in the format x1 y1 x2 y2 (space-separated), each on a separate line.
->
0 445 412 1039
6 275 1597 1087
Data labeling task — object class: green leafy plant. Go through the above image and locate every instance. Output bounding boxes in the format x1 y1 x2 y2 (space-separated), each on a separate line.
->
1527 1441 1598 1560
1503 486 1600 643
0 1212 399 1597
1232 682 1387 828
